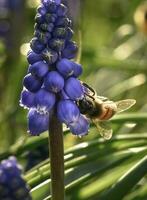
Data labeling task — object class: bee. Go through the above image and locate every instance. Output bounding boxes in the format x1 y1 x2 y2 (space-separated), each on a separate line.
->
77 82 136 140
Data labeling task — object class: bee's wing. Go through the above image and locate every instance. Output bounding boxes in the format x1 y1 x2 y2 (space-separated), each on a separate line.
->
92 119 113 140
115 99 136 113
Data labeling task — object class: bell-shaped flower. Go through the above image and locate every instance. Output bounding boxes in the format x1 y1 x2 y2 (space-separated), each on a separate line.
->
42 48 58 65
53 27 69 39
23 73 42 92
62 41 78 59
37 4 47 15
64 77 84 100
44 71 64 93
27 50 43 64
48 38 65 51
30 37 45 54
28 108 49 136
56 58 74 78
45 13 57 23
57 100 80 124
29 61 49 78
55 16 71 26
35 13 45 24
69 115 89 136
34 88 56 112
34 30 51 44
40 22 54 32
73 62 83 77
56 4 67 16
20 89 35 109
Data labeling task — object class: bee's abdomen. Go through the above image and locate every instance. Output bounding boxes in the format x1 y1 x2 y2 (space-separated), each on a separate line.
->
99 103 117 120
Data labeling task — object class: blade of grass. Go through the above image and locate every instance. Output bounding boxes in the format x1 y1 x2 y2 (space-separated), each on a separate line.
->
78 155 146 199
98 155 147 200
123 182 147 200
25 138 147 187
31 148 147 200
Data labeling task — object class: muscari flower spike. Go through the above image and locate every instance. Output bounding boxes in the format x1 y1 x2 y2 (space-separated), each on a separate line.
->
0 156 32 200
20 0 90 136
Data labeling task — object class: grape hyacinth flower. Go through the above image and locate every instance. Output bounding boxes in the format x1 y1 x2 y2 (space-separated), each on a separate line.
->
0 156 32 200
20 0 89 137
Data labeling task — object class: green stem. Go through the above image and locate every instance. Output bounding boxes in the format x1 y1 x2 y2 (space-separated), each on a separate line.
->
48 113 64 200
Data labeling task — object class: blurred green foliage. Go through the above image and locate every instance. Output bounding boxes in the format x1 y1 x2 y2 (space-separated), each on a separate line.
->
0 0 147 199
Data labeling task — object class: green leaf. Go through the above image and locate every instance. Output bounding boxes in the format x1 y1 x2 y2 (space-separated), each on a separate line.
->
99 156 147 200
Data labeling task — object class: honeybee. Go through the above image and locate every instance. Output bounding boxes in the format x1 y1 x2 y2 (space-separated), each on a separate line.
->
77 83 136 140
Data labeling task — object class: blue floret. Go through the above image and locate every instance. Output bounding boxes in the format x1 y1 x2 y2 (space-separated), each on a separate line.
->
0 157 32 200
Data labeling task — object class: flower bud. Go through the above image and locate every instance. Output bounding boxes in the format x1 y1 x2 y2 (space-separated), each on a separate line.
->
57 100 80 124
57 4 67 16
42 1 57 12
47 2 57 13
34 30 51 44
42 48 58 64
20 90 35 109
34 88 55 111
69 115 89 136
37 5 47 15
53 27 68 39
27 50 43 65
44 71 64 93
45 13 57 23
48 38 65 51
35 13 45 24
56 58 74 78
40 23 54 32
23 74 42 92
29 61 49 78
62 41 78 59
55 17 71 27
28 108 49 135
64 77 84 100
30 37 45 54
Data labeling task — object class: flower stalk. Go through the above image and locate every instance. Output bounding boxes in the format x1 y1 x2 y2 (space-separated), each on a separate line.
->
48 111 64 200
